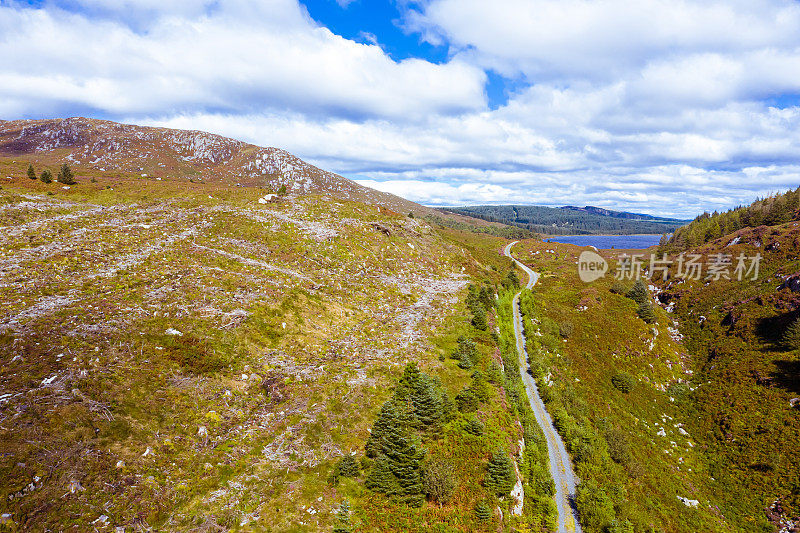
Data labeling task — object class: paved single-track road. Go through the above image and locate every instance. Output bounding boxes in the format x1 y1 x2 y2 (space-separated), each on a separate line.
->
504 241 582 533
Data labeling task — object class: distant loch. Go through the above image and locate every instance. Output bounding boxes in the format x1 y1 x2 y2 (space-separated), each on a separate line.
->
545 234 663 249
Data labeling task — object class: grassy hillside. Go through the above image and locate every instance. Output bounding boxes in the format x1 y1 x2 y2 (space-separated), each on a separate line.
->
654 222 800 532
0 157 563 532
509 240 730 532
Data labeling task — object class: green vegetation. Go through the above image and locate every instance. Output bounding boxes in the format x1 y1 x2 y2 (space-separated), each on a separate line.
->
26 164 36 180
422 457 457 504
783 317 800 350
56 163 76 185
39 168 52 183
448 205 687 235
333 500 352 533
611 372 635 393
485 450 516 497
668 187 800 249
511 239 729 532
425 213 538 239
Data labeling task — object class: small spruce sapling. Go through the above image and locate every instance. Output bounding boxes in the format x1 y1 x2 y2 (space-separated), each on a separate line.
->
57 163 76 185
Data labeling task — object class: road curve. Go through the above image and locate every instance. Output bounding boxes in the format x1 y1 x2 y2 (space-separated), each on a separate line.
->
504 241 582 533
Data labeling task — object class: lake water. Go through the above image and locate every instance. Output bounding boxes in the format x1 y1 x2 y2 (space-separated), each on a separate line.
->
544 234 663 249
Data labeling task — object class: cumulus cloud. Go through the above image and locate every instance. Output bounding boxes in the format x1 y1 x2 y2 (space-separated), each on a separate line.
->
2 0 800 218
0 0 486 119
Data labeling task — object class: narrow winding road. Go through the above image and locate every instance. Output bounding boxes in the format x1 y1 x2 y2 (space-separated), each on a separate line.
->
504 241 582 533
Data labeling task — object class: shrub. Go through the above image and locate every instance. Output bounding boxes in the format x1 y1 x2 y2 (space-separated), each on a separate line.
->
609 519 635 533
40 169 53 184
486 362 503 384
611 372 635 393
666 382 691 404
27 164 36 180
502 269 520 290
605 427 632 465
576 481 615 531
164 334 227 374
783 317 800 350
464 418 484 436
422 457 457 504
610 280 629 295
559 320 574 338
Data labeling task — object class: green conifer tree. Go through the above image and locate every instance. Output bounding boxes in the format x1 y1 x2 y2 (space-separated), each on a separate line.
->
485 450 516 496
336 454 360 478
455 388 479 413
440 391 457 423
626 279 649 306
365 453 399 494
478 285 494 309
40 169 53 184
57 163 76 185
332 500 352 533
27 164 36 180
474 502 492 521
365 402 400 458
783 317 800 350
413 377 442 429
472 305 488 330
636 301 656 324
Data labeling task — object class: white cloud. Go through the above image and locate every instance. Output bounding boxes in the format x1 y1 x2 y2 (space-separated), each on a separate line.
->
0 0 486 119
2 0 800 218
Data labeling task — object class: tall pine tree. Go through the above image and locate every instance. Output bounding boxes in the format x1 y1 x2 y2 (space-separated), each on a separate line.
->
27 164 36 180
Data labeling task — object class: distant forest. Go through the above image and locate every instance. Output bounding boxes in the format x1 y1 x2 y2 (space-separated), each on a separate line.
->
445 205 688 235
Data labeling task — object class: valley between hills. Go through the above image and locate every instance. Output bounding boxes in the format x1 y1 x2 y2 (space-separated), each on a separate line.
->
0 118 798 533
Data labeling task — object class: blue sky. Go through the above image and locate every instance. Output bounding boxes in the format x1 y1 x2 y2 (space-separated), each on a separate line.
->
2 0 800 217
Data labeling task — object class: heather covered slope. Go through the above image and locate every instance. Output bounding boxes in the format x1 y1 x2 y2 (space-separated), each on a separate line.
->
504 192 800 531
508 240 729 532
654 221 800 531
0 161 554 531
0 117 429 216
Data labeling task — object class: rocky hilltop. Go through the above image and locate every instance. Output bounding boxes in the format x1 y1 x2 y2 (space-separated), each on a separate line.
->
0 117 426 215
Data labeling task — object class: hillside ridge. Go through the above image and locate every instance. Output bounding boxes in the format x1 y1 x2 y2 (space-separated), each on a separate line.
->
0 117 429 215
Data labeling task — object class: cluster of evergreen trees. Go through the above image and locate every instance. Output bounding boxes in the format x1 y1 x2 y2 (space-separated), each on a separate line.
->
464 272 518 331
26 163 76 185
668 187 800 249
466 283 494 330
450 336 480 369
363 363 455 507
